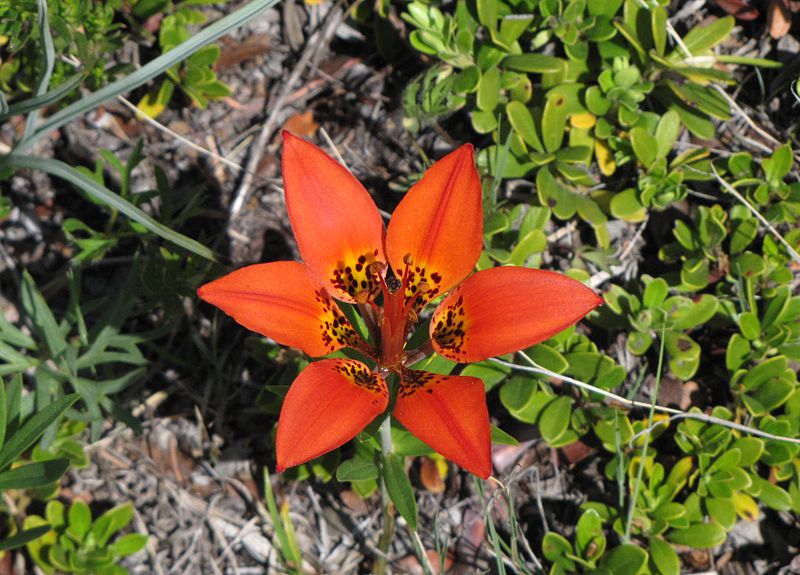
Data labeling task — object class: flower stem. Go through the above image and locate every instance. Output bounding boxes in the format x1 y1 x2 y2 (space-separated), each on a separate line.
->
376 415 436 575
374 415 395 575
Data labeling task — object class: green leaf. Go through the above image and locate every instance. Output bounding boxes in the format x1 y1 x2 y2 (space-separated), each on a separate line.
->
0 524 52 552
542 531 572 560
627 330 653 355
742 355 787 391
187 44 221 68
667 522 727 548
383 453 418 530
539 396 572 445
471 109 498 134
631 127 658 168
725 334 751 371
680 16 734 56
0 459 69 491
0 394 79 471
651 6 667 56
537 168 576 219
643 277 669 309
506 101 544 152
664 332 700 380
3 156 219 262
510 229 547 265
751 476 793 511
648 537 680 575
575 509 604 556
491 425 518 446
477 67 501 112
503 54 564 74
717 55 782 68
525 344 568 374
91 503 134 547
67 500 92 542
762 143 792 184
706 497 736 529
20 271 67 358
610 189 647 222
738 311 761 340
0 379 6 450
460 361 510 391
476 0 498 29
729 216 758 254
542 94 569 153
111 533 149 556
655 110 681 161
670 294 718 330
600 544 648 574
336 456 379 482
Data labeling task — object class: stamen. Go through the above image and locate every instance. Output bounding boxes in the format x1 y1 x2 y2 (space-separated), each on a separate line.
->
369 261 391 303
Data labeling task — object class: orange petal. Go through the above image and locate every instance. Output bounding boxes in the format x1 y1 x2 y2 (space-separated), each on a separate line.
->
276 359 388 471
393 370 491 479
385 145 482 308
197 261 368 357
282 131 386 302
430 266 603 363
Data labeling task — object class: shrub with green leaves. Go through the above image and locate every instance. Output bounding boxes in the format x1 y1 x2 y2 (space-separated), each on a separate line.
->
25 500 147 575
0 0 126 101
0 377 78 551
401 0 777 235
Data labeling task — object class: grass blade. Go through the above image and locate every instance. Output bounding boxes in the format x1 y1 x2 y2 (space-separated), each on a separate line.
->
1 155 219 262
0 393 78 471
0 74 83 121
24 0 56 140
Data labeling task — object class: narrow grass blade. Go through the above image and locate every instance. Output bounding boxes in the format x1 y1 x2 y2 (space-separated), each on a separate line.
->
0 74 83 121
0 393 78 471
24 0 56 140
0 525 52 551
1 155 219 262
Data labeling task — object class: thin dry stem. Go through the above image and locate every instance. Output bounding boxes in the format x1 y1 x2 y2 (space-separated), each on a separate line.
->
491 353 800 446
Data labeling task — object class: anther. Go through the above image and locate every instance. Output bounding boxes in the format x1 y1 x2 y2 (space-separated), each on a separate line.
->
403 253 414 266
416 281 430 295
386 274 401 293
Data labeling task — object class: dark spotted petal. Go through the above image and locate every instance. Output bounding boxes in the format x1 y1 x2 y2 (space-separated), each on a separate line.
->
282 131 386 303
385 144 482 309
430 266 603 363
393 369 491 479
277 359 388 471
197 261 368 357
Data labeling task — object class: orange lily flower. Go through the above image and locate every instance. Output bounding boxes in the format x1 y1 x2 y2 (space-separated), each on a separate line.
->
197 132 602 479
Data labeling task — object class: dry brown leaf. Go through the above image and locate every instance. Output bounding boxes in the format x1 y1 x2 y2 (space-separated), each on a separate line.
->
769 0 792 38
419 456 446 493
214 35 272 71
714 0 760 20
282 110 319 138
560 440 594 464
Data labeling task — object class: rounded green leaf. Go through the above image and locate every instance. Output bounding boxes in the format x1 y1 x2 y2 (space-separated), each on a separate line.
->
504 54 564 74
667 522 727 548
648 537 680 575
599 543 648 575
610 189 647 222
539 396 572 444
542 531 572 561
